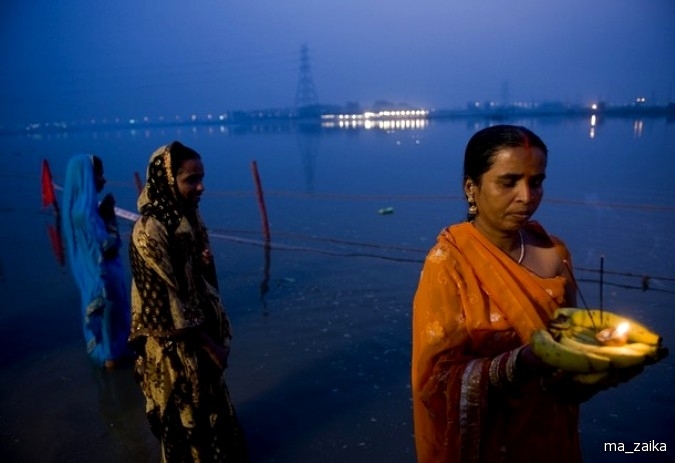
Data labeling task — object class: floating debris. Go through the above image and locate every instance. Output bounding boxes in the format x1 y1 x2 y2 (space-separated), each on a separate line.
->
378 207 394 215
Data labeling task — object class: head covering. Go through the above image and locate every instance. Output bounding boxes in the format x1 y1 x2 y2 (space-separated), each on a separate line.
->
136 143 214 284
62 154 108 287
137 144 183 231
130 143 222 340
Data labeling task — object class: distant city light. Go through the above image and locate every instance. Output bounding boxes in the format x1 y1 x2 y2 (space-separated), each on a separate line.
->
321 108 429 131
16 97 670 136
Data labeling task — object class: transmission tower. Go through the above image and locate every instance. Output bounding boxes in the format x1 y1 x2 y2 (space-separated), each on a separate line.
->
295 44 320 109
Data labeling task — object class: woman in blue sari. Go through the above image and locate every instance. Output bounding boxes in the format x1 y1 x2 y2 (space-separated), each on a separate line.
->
62 154 131 368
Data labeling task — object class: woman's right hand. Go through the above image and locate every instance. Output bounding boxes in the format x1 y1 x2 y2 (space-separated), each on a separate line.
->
547 365 644 404
520 342 645 403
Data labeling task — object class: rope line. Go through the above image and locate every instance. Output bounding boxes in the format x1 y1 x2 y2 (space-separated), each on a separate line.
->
576 267 675 283
576 278 675 295
33 200 675 287
22 171 675 289
6 170 675 212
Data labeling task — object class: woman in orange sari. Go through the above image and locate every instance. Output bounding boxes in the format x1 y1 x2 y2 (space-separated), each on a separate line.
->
412 125 582 463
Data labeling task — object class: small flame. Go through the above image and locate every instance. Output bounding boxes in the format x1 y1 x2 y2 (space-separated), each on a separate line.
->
615 322 630 336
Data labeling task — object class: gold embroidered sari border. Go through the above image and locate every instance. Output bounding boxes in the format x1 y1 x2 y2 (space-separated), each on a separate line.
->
459 358 488 463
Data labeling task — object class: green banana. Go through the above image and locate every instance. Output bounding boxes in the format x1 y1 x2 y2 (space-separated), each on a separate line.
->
558 336 646 369
553 308 661 346
531 329 610 373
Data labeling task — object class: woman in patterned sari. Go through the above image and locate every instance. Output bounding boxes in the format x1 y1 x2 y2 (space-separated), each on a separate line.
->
412 125 584 463
62 154 131 368
129 141 247 462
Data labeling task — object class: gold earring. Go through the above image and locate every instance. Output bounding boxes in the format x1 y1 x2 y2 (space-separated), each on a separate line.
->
468 195 477 216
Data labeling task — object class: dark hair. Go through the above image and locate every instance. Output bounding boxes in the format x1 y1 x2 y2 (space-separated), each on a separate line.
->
92 155 103 175
463 125 547 186
168 141 201 178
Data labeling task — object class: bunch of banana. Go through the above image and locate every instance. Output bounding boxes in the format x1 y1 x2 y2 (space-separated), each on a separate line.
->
531 308 667 384
550 308 662 346
530 329 611 373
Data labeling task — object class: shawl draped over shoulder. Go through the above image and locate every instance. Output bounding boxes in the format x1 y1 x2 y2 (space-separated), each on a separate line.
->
411 221 581 463
129 145 229 346
127 145 246 463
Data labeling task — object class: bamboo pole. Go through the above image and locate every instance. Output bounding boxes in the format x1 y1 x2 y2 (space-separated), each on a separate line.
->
133 172 144 196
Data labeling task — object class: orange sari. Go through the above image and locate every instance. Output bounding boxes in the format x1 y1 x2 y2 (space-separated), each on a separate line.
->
411 222 581 463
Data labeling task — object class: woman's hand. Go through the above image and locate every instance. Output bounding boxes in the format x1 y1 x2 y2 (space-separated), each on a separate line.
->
98 193 116 222
197 330 229 370
546 365 644 404
521 340 645 403
201 248 213 267
516 344 559 380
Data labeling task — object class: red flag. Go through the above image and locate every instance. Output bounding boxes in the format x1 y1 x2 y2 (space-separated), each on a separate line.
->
41 159 57 209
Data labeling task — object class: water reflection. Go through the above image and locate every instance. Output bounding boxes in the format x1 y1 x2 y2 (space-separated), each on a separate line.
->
46 212 66 267
295 124 321 193
91 366 157 461
260 243 271 316
633 119 644 138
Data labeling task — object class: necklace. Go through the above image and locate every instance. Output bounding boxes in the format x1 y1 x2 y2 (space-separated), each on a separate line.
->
517 229 525 264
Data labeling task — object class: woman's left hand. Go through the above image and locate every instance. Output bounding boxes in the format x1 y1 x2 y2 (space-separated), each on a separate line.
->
197 330 229 370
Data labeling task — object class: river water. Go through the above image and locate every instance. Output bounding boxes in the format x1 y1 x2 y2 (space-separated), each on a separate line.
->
0 115 673 462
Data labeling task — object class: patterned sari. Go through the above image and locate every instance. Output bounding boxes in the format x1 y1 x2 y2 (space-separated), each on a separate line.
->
412 221 582 463
62 154 131 366
129 145 247 462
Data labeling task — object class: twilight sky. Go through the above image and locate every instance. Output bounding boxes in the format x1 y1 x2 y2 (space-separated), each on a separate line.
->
1 0 674 126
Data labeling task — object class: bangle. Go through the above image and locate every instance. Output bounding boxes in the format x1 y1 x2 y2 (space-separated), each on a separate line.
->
489 352 510 388
505 345 526 383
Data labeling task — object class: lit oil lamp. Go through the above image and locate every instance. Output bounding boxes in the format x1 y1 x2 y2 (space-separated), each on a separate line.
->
595 321 630 346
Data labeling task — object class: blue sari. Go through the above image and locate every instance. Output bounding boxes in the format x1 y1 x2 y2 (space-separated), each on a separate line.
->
62 154 131 366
